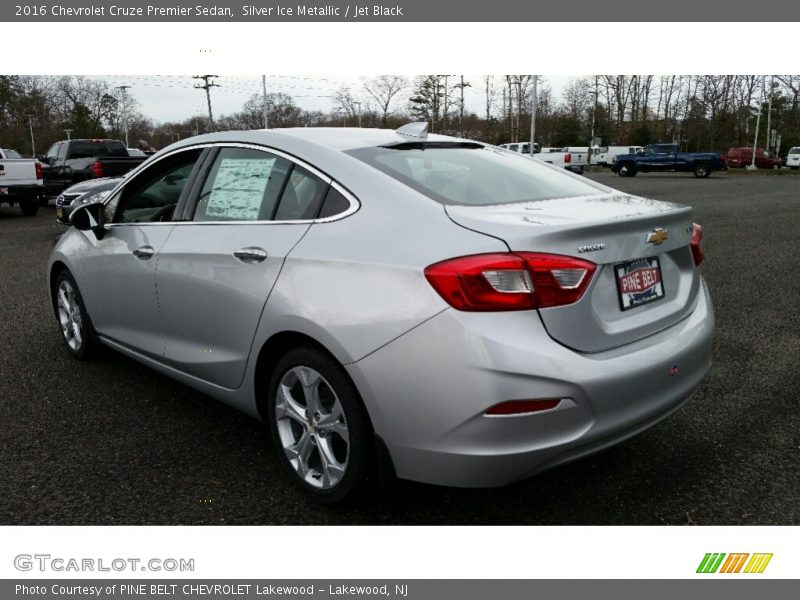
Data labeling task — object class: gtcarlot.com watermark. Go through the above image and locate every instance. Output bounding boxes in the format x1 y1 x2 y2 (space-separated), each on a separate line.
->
14 554 195 572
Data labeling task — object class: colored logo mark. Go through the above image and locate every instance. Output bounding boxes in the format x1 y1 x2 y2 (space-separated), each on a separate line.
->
696 553 773 574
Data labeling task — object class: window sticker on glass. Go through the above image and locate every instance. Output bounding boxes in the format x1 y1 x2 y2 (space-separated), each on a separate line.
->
204 157 275 220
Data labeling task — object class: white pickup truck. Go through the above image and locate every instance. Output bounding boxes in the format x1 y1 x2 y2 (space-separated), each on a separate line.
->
0 148 44 216
499 143 576 172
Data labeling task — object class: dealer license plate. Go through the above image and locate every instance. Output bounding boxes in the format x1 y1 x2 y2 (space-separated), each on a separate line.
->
614 256 665 311
56 208 64 219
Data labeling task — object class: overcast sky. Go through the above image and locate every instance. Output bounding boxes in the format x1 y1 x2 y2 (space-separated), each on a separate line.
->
97 75 572 123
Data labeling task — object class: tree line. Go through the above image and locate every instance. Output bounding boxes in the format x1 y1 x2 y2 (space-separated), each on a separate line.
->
2 75 799 157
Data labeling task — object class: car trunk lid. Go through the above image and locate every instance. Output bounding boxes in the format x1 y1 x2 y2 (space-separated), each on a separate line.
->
445 192 701 353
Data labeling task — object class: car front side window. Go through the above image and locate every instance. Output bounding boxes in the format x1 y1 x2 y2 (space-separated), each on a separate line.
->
111 149 203 224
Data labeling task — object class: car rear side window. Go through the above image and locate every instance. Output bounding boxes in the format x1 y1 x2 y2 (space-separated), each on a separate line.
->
318 186 351 219
193 148 292 222
273 164 327 221
347 144 601 206
193 148 330 222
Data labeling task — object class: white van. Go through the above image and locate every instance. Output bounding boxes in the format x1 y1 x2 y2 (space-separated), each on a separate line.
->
787 147 800 170
595 146 644 167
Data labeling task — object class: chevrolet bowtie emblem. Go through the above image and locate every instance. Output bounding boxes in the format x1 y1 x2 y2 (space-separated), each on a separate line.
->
646 228 669 245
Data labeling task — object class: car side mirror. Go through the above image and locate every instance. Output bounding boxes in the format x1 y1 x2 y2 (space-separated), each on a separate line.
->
70 201 107 240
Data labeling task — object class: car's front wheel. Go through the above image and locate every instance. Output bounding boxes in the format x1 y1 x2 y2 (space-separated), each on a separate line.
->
617 163 636 177
267 347 373 505
53 270 101 359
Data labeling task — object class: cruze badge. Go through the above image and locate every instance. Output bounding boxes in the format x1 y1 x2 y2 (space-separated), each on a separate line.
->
646 228 669 245
578 243 605 253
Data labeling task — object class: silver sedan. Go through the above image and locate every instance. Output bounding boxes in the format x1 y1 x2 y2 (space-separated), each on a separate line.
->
48 124 714 504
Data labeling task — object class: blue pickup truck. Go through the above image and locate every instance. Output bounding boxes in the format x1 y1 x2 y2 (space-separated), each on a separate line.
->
611 143 726 178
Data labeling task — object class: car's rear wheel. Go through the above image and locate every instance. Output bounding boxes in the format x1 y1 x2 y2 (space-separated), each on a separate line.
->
53 270 101 359
20 200 39 216
694 163 710 178
771 164 779 170
267 347 373 505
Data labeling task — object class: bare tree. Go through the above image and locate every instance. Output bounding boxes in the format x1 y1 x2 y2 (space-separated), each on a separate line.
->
362 75 406 127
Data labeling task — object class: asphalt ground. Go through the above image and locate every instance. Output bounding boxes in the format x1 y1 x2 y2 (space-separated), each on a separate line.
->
1 170 798 525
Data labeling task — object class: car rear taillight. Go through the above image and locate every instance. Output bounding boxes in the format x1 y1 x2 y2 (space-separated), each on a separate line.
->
35 162 43 180
424 252 596 311
92 160 103 178
486 398 562 416
564 153 571 163
691 223 704 267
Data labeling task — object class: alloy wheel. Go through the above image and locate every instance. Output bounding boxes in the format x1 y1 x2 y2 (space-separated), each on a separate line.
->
274 366 350 489
57 280 83 352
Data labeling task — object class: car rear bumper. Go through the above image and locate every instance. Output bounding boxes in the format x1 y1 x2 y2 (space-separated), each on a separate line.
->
347 278 714 488
0 184 42 200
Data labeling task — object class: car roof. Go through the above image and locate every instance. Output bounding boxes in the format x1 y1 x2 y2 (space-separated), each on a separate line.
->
163 127 467 154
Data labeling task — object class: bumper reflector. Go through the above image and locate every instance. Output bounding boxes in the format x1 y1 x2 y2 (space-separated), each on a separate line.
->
486 398 562 416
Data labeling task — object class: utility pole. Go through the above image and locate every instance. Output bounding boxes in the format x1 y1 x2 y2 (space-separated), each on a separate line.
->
750 85 763 170
116 85 130 147
765 75 773 155
455 75 471 138
262 75 269 129
590 75 598 165
529 76 538 156
28 116 36 157
443 75 449 132
354 101 362 127
193 75 220 131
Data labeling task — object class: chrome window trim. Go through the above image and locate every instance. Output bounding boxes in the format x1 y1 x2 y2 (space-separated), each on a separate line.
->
102 141 360 227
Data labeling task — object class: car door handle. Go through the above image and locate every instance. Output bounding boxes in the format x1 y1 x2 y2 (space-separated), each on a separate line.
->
233 247 268 263
132 246 154 260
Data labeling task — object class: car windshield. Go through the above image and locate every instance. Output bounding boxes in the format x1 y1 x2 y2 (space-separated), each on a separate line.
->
790 147 800 154
347 144 602 206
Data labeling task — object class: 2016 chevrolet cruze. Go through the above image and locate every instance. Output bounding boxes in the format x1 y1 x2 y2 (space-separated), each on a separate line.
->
48 124 714 504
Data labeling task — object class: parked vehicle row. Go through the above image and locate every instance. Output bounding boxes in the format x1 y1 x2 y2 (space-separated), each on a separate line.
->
49 124 714 505
0 147 43 215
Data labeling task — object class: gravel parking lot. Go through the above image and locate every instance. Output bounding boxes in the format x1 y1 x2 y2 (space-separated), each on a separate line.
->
1 171 798 525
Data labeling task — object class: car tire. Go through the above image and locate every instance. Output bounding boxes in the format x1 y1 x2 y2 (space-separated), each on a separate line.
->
39 196 50 207
20 201 39 216
618 163 636 177
267 346 375 505
694 163 710 178
53 270 102 360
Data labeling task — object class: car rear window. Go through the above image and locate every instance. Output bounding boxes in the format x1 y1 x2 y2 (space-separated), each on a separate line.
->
346 144 602 206
2 149 23 159
790 147 800 154
68 140 128 159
